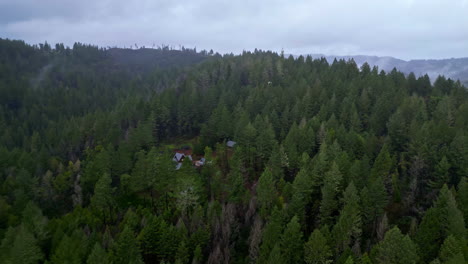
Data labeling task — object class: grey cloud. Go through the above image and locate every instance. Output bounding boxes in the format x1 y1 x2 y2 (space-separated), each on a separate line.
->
0 0 467 59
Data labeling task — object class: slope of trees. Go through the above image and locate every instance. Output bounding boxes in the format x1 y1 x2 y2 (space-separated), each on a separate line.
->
1 38 468 263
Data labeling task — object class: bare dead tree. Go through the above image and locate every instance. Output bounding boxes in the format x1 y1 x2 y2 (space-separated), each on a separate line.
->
248 215 263 263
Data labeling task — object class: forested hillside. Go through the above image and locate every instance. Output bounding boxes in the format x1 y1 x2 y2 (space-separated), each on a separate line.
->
1 38 468 264
306 54 468 87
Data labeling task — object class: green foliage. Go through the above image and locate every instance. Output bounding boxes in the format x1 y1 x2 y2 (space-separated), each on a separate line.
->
374 227 419 264
457 177 468 224
428 156 451 189
281 216 304 264
434 185 466 239
332 182 361 254
415 181 466 263
21 201 49 242
112 226 144 264
304 229 332 264
415 208 443 263
91 173 114 223
50 229 88 264
288 157 315 223
258 208 284 264
1 40 468 263
137 216 164 261
0 225 43 264
320 162 343 225
257 168 277 217
175 241 190 264
438 235 466 263
87 242 109 264
267 243 284 264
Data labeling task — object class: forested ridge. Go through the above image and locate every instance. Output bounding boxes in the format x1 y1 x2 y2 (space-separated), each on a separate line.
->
1 38 468 264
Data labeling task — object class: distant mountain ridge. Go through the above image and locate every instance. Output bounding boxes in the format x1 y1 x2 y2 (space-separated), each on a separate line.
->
302 54 468 86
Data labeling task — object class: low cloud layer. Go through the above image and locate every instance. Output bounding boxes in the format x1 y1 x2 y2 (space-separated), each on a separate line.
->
1 0 467 59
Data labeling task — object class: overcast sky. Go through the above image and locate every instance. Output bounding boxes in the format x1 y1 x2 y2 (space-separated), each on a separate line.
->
0 0 467 60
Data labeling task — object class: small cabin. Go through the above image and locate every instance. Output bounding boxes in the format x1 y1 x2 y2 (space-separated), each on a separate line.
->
173 152 185 162
226 140 237 148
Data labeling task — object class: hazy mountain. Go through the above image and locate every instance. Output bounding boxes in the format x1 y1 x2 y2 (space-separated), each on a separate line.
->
305 54 468 85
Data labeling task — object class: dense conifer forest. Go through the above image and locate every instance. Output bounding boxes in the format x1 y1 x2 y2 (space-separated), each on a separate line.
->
1 38 468 263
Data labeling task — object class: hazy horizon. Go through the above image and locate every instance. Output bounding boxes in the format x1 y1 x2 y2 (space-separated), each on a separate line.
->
1 0 468 61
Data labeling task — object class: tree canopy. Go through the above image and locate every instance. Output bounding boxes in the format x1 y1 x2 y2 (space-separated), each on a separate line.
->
1 38 468 263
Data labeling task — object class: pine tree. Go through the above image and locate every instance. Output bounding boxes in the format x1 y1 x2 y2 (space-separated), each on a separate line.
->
415 208 443 263
332 182 361 254
320 162 343 225
255 117 277 167
175 241 189 264
434 185 466 239
375 227 419 264
258 208 284 264
91 173 114 224
267 243 284 264
284 123 300 169
137 216 163 262
7 225 43 264
192 245 203 264
51 229 88 264
360 253 372 264
344 256 354 264
370 144 392 181
227 153 246 203
457 177 468 224
81 146 111 197
87 242 109 264
288 161 314 224
21 201 49 242
304 229 332 264
281 216 303 264
257 168 276 217
428 156 451 189
438 235 465 263
112 226 144 264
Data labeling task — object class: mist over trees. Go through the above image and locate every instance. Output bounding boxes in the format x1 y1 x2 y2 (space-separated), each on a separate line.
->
1 38 468 263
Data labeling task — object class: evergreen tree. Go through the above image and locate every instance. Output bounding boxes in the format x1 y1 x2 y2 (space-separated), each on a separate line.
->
91 173 114 224
51 230 88 264
257 168 276 217
288 157 314 224
112 226 144 264
375 227 419 264
87 242 109 264
4 225 43 264
267 243 284 264
415 208 443 263
457 177 468 223
258 208 284 264
344 256 355 264
438 235 466 264
2 40 468 264
434 185 466 239
428 156 451 189
332 182 361 254
175 241 190 264
137 216 164 262
320 162 343 225
281 216 303 264
21 201 49 242
304 229 332 264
